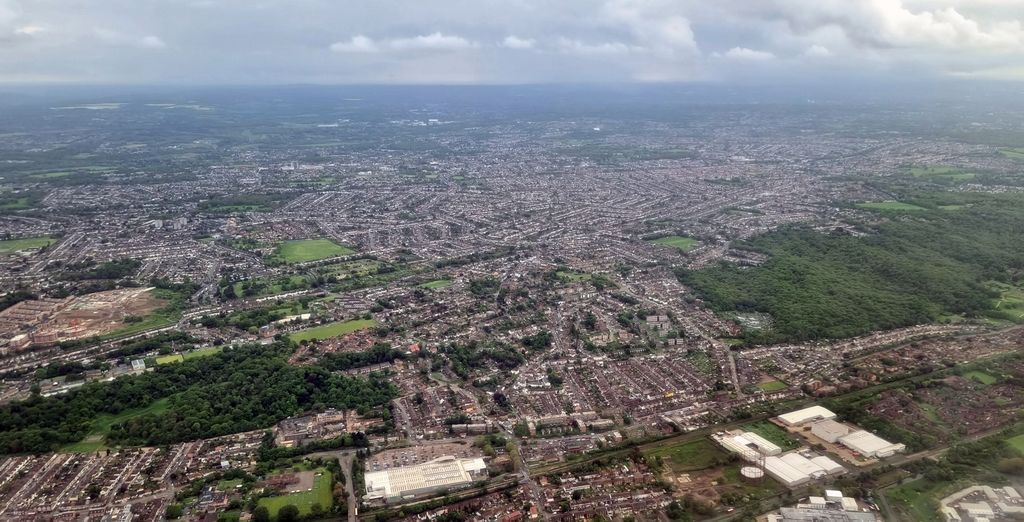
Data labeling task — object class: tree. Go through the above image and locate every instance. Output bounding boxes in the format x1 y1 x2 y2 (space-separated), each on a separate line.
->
252 506 270 522
165 504 184 519
311 503 324 517
278 504 300 522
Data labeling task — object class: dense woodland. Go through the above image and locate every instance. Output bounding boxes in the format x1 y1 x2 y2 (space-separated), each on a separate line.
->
0 342 394 453
679 193 1024 343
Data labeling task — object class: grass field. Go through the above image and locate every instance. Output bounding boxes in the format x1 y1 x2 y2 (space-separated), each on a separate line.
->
910 166 976 181
419 279 452 289
0 236 54 254
741 421 799 450
257 469 333 518
886 479 943 522
964 370 997 385
857 201 928 211
756 380 788 393
61 398 171 453
1000 148 1024 161
650 235 698 252
156 346 223 365
644 438 726 471
556 270 591 282
271 239 354 264
988 281 1024 322
1007 433 1024 455
289 318 377 343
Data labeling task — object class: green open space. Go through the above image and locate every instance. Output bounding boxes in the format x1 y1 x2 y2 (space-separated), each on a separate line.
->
0 236 54 254
1007 434 1024 455
217 479 243 491
157 346 223 365
987 281 1024 322
856 201 928 211
756 380 788 393
288 318 377 343
644 438 727 471
256 469 333 518
741 421 799 450
963 370 997 385
1000 148 1024 160
271 239 354 264
61 398 171 453
233 275 310 299
419 279 452 289
556 270 591 282
910 166 976 182
650 235 698 252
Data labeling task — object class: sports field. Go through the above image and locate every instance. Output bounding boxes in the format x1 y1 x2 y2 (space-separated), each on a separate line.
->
419 279 452 289
271 239 354 263
650 235 697 252
0 236 54 254
289 318 377 343
556 271 591 282
856 201 927 211
156 346 223 365
257 469 333 518
756 380 788 392
643 438 725 471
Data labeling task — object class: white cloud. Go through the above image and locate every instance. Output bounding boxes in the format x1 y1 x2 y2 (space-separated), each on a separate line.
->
13 25 43 36
389 32 476 51
330 35 378 53
718 46 775 60
804 44 831 57
501 35 535 49
557 37 637 56
140 35 165 49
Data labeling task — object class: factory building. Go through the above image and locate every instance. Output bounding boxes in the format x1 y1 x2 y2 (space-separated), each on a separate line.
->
364 456 487 503
764 456 810 487
811 419 852 443
778 406 837 426
837 430 906 458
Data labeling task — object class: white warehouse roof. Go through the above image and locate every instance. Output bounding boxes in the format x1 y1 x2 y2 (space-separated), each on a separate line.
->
811 455 846 475
779 453 827 479
764 456 810 487
778 406 837 426
365 456 486 501
838 430 905 458
740 431 782 455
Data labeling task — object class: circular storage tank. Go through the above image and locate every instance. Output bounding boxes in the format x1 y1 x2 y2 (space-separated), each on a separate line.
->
740 466 765 482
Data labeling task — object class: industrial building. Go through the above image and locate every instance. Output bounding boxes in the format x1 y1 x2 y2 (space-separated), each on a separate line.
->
764 456 810 487
811 419 852 443
364 456 488 503
715 431 782 461
762 452 846 487
778 406 837 426
837 430 905 458
766 490 877 521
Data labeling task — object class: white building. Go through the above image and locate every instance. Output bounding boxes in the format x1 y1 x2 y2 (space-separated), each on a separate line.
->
837 430 906 458
811 419 852 443
811 455 847 475
778 406 837 426
764 456 810 487
364 456 487 503
780 453 827 480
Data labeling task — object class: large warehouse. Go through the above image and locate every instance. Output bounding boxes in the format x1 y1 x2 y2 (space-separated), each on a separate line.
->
364 456 488 503
777 406 837 426
810 419 851 443
837 430 906 458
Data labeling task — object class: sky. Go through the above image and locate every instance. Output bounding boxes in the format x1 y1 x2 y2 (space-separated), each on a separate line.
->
0 0 1022 84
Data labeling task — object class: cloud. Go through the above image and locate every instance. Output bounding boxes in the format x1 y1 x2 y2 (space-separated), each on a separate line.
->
804 44 831 57
557 37 637 56
389 32 476 51
140 35 166 49
13 25 43 36
501 35 535 49
330 35 378 53
718 46 775 60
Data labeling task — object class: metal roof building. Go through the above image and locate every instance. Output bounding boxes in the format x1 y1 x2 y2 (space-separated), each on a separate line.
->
778 406 837 426
364 456 487 503
837 430 906 458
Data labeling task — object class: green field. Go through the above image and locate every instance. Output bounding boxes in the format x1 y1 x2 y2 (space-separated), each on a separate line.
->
556 271 591 282
964 370 997 385
1007 434 1024 455
988 281 1024 322
741 421 799 450
419 279 452 289
910 166 976 181
156 346 223 365
886 479 943 522
650 235 698 252
1000 148 1024 161
644 438 726 471
856 201 928 211
756 380 788 393
271 239 354 264
61 398 171 453
0 236 54 254
257 469 333 518
289 318 377 343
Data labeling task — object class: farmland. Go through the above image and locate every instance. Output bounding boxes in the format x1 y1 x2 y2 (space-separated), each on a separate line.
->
910 166 976 181
271 239 354 264
288 318 377 343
